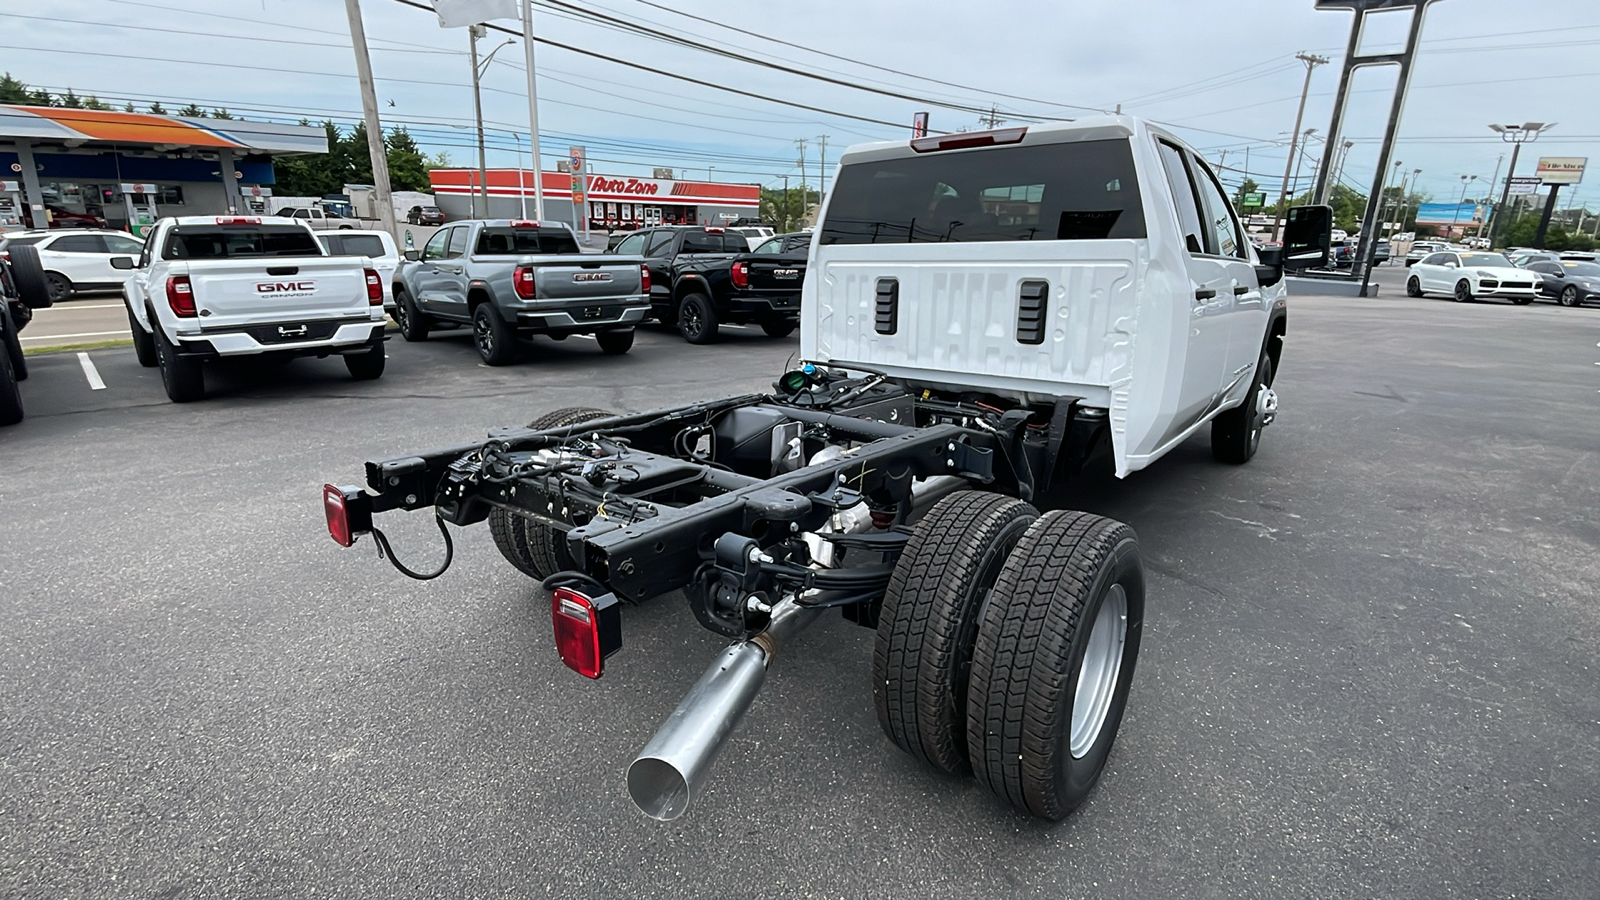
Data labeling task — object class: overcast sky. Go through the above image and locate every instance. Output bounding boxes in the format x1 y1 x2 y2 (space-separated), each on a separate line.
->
2 0 1597 208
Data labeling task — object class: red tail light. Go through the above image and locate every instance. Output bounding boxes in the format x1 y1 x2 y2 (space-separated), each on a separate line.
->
214 216 262 225
911 127 1027 154
364 267 382 304
640 263 651 293
513 265 537 299
322 484 372 548
551 587 623 679
703 226 725 233
166 275 195 317
731 261 749 288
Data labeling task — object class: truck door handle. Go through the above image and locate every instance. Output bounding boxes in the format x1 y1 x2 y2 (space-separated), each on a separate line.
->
1232 285 1250 295
1194 289 1216 301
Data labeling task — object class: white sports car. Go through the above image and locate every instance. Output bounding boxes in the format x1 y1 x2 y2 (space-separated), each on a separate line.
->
1404 250 1537 304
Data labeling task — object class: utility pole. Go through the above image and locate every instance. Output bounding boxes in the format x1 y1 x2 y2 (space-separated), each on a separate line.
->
1487 123 1551 248
1274 51 1328 241
1396 168 1421 235
1476 153 1503 238
795 138 808 223
520 0 545 220
979 105 1006 129
1327 140 1354 200
780 174 789 232
469 25 488 217
342 0 396 236
815 135 829 201
1376 159 1401 237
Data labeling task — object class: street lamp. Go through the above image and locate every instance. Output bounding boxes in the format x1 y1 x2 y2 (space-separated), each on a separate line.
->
1451 174 1478 238
1486 122 1553 247
468 29 517 217
1396 167 1421 236
1378 159 1402 236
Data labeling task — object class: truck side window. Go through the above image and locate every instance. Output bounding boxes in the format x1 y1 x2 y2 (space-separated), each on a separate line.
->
445 227 469 258
1156 141 1206 256
643 232 674 257
614 232 647 255
421 229 450 260
1188 152 1245 259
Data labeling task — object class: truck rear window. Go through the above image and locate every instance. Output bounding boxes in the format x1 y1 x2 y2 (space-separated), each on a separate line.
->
319 233 388 258
820 138 1146 245
681 231 748 253
163 226 322 260
475 227 580 255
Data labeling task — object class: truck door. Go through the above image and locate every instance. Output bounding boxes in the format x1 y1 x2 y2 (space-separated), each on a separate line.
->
642 230 676 315
1186 150 1267 406
433 225 472 319
413 228 452 313
1155 140 1235 431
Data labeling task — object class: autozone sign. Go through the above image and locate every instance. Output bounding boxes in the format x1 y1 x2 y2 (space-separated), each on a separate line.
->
588 176 660 196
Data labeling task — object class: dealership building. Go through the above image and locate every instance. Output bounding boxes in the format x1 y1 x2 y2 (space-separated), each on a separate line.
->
429 168 760 230
0 104 325 231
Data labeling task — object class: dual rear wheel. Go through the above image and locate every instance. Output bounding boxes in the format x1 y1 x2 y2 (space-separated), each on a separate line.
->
875 490 1144 820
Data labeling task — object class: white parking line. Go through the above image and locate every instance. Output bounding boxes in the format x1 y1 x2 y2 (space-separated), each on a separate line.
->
18 329 130 342
49 303 126 310
77 352 106 390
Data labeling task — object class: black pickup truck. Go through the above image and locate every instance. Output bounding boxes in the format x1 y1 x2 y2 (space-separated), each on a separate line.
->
609 226 808 343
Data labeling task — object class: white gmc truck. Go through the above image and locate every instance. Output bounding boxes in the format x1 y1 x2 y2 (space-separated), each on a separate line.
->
322 116 1332 823
115 216 387 402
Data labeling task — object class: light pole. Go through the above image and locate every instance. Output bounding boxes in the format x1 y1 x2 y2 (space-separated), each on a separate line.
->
1275 51 1329 240
1330 139 1355 196
1377 159 1402 238
1487 122 1552 248
469 29 516 218
1288 128 1318 213
1395 168 1421 235
1451 174 1477 238
1476 153 1503 239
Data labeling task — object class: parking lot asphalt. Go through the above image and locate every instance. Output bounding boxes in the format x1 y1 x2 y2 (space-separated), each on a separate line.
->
3 279 1599 899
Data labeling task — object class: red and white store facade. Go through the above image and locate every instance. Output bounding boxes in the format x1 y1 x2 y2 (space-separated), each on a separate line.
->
429 169 759 229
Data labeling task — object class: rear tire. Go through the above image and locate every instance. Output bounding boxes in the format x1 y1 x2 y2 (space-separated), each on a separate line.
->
395 288 429 342
473 303 517 365
677 292 718 344
6 244 52 308
1211 349 1273 465
154 322 205 403
129 305 158 367
3 306 27 381
0 331 22 426
1453 279 1472 302
967 511 1144 821
760 319 797 338
487 406 615 578
344 343 385 380
875 491 1038 774
595 329 634 355
1406 276 1422 298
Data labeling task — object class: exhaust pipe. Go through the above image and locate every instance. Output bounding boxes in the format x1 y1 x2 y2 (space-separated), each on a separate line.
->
625 475 966 821
627 597 821 820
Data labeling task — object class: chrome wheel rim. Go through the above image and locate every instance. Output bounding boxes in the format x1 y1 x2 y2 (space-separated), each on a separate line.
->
1071 583 1128 758
1563 287 1578 306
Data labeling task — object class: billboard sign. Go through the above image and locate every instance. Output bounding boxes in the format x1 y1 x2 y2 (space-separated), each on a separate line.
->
1240 192 1266 208
1536 157 1586 185
1507 176 1541 196
1412 201 1484 226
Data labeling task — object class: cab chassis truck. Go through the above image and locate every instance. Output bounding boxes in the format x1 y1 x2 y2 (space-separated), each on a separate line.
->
323 116 1331 822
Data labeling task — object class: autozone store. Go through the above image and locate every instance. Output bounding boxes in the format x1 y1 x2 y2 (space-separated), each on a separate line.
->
429 169 759 230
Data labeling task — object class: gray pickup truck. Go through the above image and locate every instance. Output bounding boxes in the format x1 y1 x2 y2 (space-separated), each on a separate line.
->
392 220 649 365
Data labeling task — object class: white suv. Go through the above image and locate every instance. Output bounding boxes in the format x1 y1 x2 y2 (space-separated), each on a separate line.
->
0 229 148 301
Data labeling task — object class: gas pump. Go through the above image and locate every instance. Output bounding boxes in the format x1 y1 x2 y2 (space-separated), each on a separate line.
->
240 185 270 216
120 183 160 238
0 180 22 228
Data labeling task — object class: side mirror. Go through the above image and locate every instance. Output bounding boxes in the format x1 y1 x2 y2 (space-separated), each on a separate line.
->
403 249 421 262
110 256 136 270
1282 204 1333 270
1254 245 1284 287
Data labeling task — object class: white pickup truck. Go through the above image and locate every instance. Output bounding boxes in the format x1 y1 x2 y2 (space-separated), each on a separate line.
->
115 216 387 402
324 115 1332 824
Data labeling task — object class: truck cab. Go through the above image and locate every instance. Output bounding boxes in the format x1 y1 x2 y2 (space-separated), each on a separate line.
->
806 116 1323 476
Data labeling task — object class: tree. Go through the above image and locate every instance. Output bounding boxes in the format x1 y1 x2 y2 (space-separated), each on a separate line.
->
0 72 29 104
760 185 820 230
385 127 431 191
27 87 52 106
177 103 205 117
148 101 166 115
210 108 234 119
123 102 136 113
82 94 111 111
60 89 83 109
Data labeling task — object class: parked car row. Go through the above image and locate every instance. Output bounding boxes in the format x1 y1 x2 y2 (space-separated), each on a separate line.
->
1401 247 1600 307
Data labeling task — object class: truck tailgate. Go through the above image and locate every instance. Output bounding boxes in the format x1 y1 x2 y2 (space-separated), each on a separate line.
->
524 254 644 302
178 257 371 326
